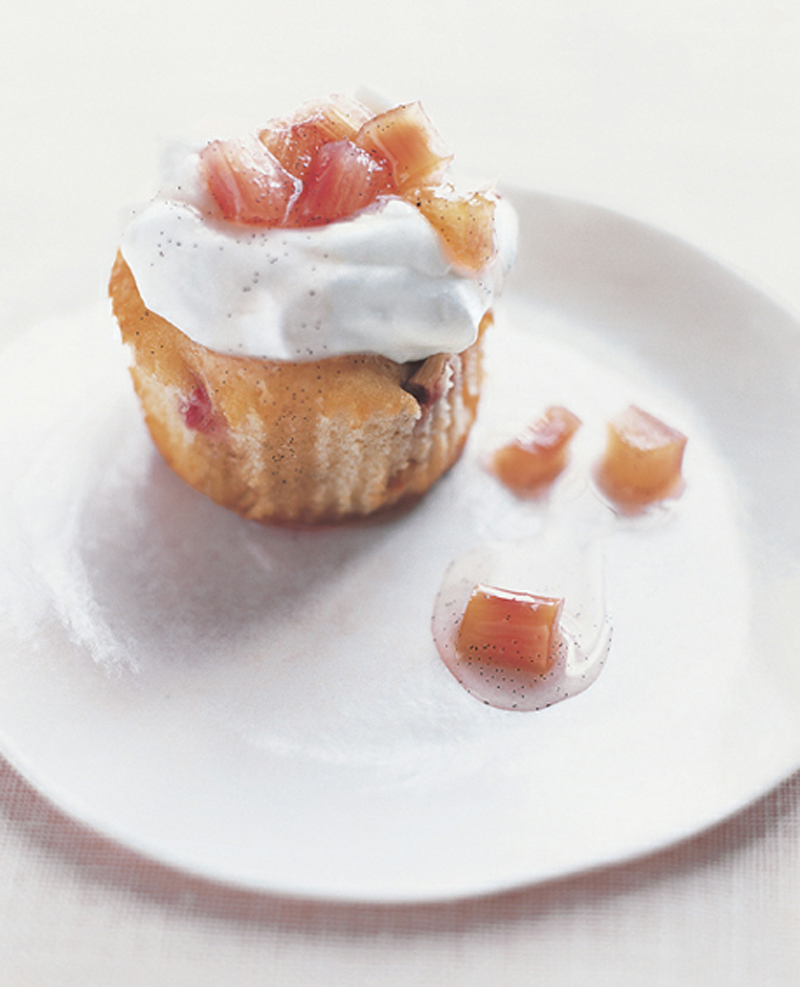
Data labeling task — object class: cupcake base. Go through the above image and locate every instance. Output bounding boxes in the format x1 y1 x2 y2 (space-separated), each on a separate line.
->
109 254 488 525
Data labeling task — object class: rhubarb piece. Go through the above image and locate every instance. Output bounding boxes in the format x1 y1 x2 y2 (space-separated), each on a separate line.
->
402 353 454 407
599 405 687 504
199 136 301 225
289 139 395 226
491 406 582 492
179 380 225 435
260 96 373 178
411 184 497 272
456 584 563 678
355 102 452 192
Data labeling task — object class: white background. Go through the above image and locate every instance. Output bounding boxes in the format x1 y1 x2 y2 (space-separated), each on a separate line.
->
2 1 799 983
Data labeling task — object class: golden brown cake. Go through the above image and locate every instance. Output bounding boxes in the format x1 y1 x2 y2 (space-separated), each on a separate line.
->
110 96 516 524
110 253 489 524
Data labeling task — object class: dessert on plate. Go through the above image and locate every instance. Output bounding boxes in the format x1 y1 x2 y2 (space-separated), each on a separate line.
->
109 95 517 524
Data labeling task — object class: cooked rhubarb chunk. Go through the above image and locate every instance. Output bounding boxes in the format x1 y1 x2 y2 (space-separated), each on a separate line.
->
402 353 454 407
599 405 687 503
456 584 563 678
412 184 497 272
259 96 373 178
355 102 452 192
199 137 301 225
179 380 225 435
491 406 582 492
289 139 395 226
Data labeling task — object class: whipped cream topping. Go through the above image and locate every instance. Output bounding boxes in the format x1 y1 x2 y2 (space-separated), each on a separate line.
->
120 147 518 364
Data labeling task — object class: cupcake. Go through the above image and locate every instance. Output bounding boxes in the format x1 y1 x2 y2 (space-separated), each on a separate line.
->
110 95 517 524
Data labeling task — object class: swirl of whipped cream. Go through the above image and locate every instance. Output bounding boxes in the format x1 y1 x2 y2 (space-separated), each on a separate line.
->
120 148 518 364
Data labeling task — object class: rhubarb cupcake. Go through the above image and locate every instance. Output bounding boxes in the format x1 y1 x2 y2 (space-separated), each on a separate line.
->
110 95 517 524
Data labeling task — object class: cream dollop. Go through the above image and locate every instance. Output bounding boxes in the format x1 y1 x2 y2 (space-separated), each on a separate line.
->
120 149 517 364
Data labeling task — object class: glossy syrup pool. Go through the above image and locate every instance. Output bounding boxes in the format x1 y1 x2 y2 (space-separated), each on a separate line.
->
432 515 613 711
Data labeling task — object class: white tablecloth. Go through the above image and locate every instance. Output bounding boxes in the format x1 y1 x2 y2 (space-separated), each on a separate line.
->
2 1 799 982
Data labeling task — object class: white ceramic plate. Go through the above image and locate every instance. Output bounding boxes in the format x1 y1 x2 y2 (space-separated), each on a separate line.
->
2 189 800 903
